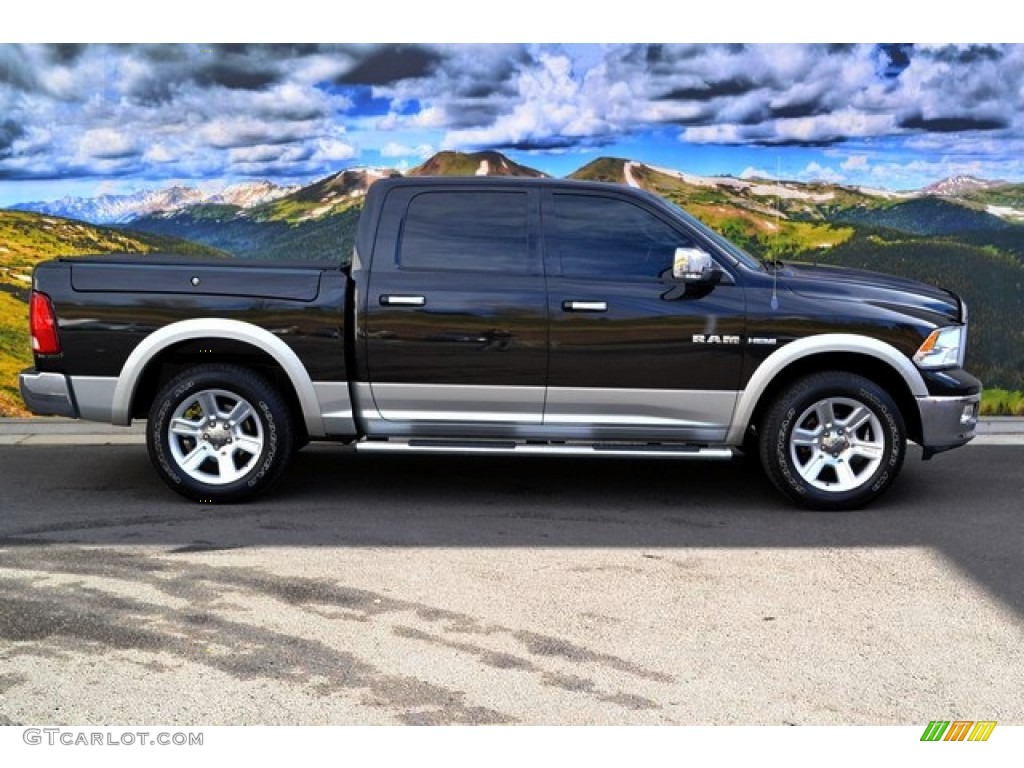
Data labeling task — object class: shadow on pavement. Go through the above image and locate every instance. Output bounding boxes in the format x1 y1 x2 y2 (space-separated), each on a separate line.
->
0 443 1021 619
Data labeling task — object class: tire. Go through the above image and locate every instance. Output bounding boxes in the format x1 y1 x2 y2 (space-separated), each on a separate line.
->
758 371 906 511
147 365 294 503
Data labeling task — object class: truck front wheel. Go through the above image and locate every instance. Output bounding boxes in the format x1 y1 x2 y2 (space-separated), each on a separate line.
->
147 364 294 502
759 372 906 511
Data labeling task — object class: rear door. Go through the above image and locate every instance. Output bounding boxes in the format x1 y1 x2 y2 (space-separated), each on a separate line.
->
363 184 547 432
542 189 746 442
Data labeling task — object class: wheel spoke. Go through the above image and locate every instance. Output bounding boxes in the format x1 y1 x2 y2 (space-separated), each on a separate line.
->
215 452 248 483
813 402 832 429
841 405 872 434
834 460 858 489
198 391 222 420
226 400 254 425
180 444 210 473
798 450 830 483
233 435 263 456
170 417 202 438
791 426 820 447
850 440 884 461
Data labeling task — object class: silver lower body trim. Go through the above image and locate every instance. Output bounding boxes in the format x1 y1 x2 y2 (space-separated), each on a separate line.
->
312 381 357 436
368 382 544 424
360 383 736 442
18 370 77 418
544 387 736 432
69 376 118 422
917 393 979 450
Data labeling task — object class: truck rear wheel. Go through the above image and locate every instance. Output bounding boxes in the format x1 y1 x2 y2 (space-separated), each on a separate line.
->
147 364 293 503
759 371 906 511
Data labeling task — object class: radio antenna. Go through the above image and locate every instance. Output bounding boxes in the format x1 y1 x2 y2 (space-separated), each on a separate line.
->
770 156 780 310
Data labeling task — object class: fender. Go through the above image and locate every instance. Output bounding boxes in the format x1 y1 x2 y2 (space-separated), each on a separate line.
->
725 333 928 445
110 318 326 437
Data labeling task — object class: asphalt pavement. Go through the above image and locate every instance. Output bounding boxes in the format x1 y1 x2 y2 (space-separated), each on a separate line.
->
0 418 1022 725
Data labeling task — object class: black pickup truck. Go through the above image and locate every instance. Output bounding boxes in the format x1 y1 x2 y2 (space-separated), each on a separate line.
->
19 176 980 509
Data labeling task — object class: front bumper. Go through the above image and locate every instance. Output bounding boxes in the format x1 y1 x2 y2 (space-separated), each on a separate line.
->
917 393 979 457
18 369 78 418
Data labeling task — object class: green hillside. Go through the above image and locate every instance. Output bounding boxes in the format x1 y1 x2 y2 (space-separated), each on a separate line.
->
569 156 630 184
127 204 362 263
813 229 1024 392
409 150 545 178
831 197 1012 236
574 158 859 258
0 210 226 416
253 168 387 224
961 183 1024 209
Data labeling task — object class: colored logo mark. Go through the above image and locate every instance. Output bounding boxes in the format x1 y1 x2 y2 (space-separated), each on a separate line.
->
921 720 996 742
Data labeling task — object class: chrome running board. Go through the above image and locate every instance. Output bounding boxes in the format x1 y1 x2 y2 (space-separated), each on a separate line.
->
355 438 734 460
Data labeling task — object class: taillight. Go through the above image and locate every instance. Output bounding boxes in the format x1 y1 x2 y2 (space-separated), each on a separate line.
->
30 291 61 355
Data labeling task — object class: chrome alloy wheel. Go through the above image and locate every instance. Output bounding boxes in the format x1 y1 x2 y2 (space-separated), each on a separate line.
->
167 389 264 485
788 396 885 493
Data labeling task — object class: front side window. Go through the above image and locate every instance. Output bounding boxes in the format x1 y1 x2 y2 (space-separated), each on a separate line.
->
399 191 532 273
552 194 692 279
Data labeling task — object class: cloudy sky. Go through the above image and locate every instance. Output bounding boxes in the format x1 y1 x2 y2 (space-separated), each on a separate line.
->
1 43 1023 205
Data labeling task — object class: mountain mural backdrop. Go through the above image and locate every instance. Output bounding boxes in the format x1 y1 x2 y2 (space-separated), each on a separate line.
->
1 149 1022 416
2 44 1023 416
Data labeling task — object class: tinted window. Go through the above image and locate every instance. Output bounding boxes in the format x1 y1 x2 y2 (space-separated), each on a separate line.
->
552 194 691 279
399 191 532 273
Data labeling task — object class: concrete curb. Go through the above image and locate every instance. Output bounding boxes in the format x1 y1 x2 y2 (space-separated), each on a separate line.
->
1 417 1022 446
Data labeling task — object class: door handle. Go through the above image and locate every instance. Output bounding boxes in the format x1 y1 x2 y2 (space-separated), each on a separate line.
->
562 300 607 312
380 295 426 307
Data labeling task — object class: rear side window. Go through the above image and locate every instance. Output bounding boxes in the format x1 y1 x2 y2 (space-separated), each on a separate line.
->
551 193 692 279
398 191 533 274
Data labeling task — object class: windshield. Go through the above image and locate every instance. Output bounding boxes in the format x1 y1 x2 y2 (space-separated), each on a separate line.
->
656 197 764 271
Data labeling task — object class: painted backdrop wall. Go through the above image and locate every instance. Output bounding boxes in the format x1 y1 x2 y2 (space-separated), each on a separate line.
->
0 44 1021 414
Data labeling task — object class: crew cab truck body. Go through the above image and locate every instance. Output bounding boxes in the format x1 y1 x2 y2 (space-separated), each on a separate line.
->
19 177 981 509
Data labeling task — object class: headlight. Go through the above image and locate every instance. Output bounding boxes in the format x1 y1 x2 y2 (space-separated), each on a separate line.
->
914 325 966 369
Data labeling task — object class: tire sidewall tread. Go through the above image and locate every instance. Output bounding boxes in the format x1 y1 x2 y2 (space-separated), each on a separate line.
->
759 371 906 511
146 364 293 503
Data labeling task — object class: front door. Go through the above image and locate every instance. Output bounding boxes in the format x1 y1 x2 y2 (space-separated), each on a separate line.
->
542 190 746 442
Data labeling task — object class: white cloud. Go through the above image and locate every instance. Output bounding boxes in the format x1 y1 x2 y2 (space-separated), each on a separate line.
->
682 124 747 144
77 128 138 160
776 112 897 143
380 141 434 159
444 52 634 149
311 138 357 162
798 162 844 184
3 43 1024 188
142 143 177 164
198 117 317 150
841 154 869 171
228 144 288 164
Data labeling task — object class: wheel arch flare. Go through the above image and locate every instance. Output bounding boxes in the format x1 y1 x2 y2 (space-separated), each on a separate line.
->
111 318 326 438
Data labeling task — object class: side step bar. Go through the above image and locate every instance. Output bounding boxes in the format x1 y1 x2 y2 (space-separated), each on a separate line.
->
355 439 734 460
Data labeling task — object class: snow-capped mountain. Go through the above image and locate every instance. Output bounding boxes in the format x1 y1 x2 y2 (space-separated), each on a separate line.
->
214 180 300 208
922 175 1003 197
12 181 297 224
